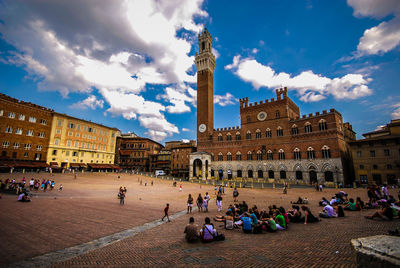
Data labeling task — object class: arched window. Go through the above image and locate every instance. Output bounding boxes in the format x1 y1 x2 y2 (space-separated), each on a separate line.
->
256 150 262 160
218 133 223 141
293 148 301 160
268 170 274 178
319 119 328 131
246 130 251 140
247 116 251 123
247 151 253 160
296 171 303 180
307 147 315 159
266 128 272 138
276 110 280 118
267 150 273 160
277 126 283 137
305 122 312 133
322 145 331 159
248 169 253 178
291 124 299 135
227 152 232 161
236 151 242 161
226 133 232 141
278 149 285 160
325 171 334 182
235 132 241 140
258 170 263 178
211 153 214 161
237 170 242 177
255 129 261 139
280 170 287 179
218 152 223 161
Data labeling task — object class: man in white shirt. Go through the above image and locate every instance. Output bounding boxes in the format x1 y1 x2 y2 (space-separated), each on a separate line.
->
319 204 337 218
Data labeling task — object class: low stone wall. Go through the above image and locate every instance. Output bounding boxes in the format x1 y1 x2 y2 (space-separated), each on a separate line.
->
351 235 400 268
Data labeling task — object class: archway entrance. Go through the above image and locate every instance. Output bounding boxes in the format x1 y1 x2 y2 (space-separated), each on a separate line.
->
309 170 317 184
296 171 303 180
248 170 253 178
193 159 202 178
257 170 263 178
324 171 333 182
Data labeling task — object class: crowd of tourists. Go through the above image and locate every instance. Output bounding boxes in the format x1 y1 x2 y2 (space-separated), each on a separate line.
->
183 185 400 243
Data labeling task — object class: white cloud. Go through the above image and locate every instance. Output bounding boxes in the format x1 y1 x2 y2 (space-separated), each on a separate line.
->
226 56 372 102
0 0 207 140
252 48 258 54
392 102 400 119
214 93 238 106
70 95 104 110
182 128 190 132
347 0 400 56
181 139 190 143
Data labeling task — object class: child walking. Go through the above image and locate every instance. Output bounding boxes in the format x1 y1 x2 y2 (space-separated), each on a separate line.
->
162 203 171 222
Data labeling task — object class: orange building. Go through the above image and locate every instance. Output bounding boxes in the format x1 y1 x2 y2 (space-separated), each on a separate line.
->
0 93 53 171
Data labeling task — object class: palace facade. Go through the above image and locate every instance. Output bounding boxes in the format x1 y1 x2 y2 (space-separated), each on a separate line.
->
190 29 355 185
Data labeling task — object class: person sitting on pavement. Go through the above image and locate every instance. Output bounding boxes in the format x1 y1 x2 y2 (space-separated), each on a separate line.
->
336 205 345 217
241 213 253 233
274 209 287 230
356 197 365 211
200 217 217 242
184 217 199 243
287 205 302 223
365 201 393 220
344 198 357 211
319 203 337 218
17 192 31 202
319 197 329 207
301 206 319 224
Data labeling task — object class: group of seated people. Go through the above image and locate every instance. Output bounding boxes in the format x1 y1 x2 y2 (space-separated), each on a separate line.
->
212 201 320 234
184 217 219 243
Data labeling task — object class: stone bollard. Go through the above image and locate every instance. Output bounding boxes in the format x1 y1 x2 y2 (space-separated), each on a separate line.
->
335 183 338 189
23 169 25 174
273 183 275 190
353 182 357 189
261 183 264 189
240 182 242 188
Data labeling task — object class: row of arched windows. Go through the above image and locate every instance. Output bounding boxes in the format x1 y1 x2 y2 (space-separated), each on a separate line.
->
217 119 328 141
212 146 331 161
212 169 334 182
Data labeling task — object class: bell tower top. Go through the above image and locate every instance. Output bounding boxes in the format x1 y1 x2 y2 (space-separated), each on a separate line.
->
195 28 215 73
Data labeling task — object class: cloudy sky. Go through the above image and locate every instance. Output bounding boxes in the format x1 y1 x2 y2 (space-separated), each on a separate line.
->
0 0 399 142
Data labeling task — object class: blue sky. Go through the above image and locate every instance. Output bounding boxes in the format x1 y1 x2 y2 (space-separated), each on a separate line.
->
0 0 399 143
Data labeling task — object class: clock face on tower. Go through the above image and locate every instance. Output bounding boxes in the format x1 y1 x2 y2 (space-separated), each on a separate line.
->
198 124 206 133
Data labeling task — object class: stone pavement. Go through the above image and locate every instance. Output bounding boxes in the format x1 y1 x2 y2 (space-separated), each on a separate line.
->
1 172 399 267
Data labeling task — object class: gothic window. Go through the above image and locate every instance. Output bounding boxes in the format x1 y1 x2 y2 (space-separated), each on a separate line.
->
256 129 261 139
307 147 316 159
277 127 283 137
246 130 251 140
226 133 232 141
237 170 242 177
293 148 301 160
247 151 252 160
305 122 312 133
276 110 280 118
291 125 299 135
268 170 274 178
218 134 223 141
227 152 232 161
235 132 241 140
2 141 10 148
236 151 242 161
247 116 251 123
257 150 263 160
278 149 285 160
280 170 287 179
319 119 328 131
218 152 223 161
211 154 214 161
267 150 273 160
266 128 272 138
322 145 331 159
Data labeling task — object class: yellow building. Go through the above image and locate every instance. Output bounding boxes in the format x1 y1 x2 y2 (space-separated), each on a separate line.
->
350 119 400 185
46 113 120 169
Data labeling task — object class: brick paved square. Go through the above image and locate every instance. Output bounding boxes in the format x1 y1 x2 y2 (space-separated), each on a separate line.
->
1 172 398 267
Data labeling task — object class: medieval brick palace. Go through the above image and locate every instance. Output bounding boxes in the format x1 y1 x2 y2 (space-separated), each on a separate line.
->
190 29 355 185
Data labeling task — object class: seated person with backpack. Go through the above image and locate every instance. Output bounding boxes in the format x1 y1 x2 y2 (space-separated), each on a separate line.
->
200 217 217 242
242 213 253 233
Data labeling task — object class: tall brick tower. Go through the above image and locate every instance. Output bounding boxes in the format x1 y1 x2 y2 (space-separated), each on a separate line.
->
195 29 216 144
